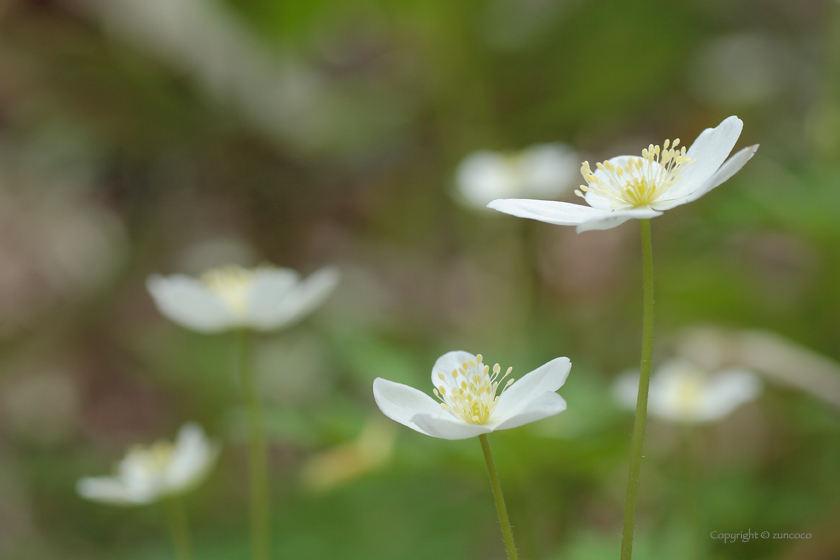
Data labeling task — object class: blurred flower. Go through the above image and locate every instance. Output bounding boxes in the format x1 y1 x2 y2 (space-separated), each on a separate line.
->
76 423 219 506
488 116 757 232
300 417 397 493
613 360 762 424
147 265 339 333
455 144 579 208
373 351 570 440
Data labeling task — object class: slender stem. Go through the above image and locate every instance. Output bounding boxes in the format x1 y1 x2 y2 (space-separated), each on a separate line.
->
479 434 520 560
164 497 193 560
237 329 270 560
620 219 655 560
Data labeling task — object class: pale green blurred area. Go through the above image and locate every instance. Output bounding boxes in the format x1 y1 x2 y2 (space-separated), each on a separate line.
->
0 0 839 559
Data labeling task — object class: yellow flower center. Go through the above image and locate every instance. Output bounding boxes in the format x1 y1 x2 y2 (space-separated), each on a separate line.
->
674 371 705 417
575 139 694 208
126 440 174 477
433 354 514 425
201 265 255 317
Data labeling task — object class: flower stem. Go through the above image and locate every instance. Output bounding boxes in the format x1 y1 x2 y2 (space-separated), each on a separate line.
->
164 497 192 560
620 219 655 560
479 434 520 560
237 329 270 560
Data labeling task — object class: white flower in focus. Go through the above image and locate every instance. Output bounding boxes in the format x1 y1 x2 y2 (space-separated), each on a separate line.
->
147 265 339 333
373 351 570 440
456 144 579 208
613 360 762 424
77 422 220 506
488 116 758 232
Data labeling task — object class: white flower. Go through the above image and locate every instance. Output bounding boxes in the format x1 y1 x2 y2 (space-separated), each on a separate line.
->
488 116 758 232
147 265 339 333
373 351 570 440
455 144 579 208
613 360 762 424
77 422 220 506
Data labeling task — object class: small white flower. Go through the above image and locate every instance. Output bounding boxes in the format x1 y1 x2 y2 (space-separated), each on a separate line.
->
147 265 339 333
613 360 762 424
373 351 570 440
488 116 758 232
456 144 579 208
77 422 220 506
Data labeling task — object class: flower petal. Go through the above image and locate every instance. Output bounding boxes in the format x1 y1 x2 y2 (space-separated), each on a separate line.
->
167 422 219 490
456 151 519 206
652 145 758 211
373 378 442 437
492 392 567 431
146 274 235 333
430 351 477 388
76 476 148 506
488 198 661 232
666 116 743 199
697 369 762 422
411 413 493 440
248 267 340 331
491 357 571 425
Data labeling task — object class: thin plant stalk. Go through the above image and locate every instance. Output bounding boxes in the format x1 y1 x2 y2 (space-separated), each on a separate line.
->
237 329 270 560
619 218 655 560
164 496 193 560
479 433 520 560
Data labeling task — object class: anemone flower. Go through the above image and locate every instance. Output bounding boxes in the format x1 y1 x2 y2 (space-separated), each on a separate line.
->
77 422 219 506
373 351 570 440
455 144 579 208
488 116 757 232
614 359 762 424
147 265 339 333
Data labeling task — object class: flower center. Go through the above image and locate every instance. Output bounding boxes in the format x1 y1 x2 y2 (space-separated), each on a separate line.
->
201 265 255 317
674 372 705 417
125 441 174 479
433 354 514 425
575 139 694 208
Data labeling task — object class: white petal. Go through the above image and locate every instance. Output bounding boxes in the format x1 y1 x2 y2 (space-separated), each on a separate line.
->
698 370 762 421
456 152 519 207
248 267 340 331
244 267 300 327
652 145 758 211
372 378 441 437
519 143 579 198
492 392 567 431
430 351 477 388
146 274 235 333
488 198 660 232
667 116 743 199
491 357 570 425
167 422 219 490
411 413 493 440
76 477 149 506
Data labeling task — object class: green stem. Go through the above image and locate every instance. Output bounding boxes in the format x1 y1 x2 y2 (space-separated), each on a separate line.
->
164 497 193 560
479 434 520 560
620 219 655 560
238 330 270 560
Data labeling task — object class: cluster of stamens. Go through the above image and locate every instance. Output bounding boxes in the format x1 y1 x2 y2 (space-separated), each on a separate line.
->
574 139 695 208
433 354 514 425
201 265 256 316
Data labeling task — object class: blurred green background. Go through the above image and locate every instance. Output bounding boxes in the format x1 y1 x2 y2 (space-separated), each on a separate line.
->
1 0 839 558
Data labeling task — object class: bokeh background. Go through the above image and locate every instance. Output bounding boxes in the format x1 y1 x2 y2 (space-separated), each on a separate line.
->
1 0 840 558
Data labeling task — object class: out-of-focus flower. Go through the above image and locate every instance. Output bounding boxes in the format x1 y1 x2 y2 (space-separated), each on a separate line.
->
300 418 397 493
147 265 339 333
455 144 579 208
489 116 757 232
613 360 762 424
373 351 570 440
76 423 219 506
